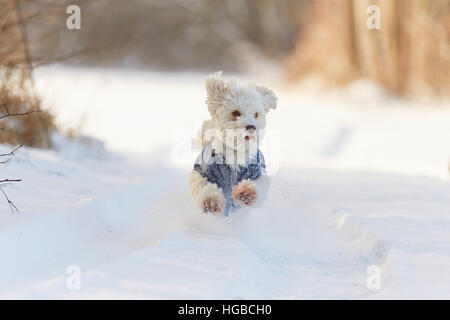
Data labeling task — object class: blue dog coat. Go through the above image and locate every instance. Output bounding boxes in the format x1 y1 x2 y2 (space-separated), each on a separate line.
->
194 143 266 215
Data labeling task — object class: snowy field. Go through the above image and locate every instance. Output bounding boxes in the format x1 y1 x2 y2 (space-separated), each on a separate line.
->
0 67 449 299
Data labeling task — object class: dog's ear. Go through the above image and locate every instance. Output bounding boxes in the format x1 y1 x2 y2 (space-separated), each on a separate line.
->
205 71 228 117
253 85 277 113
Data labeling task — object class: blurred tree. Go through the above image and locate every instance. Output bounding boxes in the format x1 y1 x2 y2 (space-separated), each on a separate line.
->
30 0 309 71
0 0 59 148
0 0 30 75
287 0 450 97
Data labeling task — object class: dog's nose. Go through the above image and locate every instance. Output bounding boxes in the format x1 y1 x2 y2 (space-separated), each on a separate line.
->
245 125 256 132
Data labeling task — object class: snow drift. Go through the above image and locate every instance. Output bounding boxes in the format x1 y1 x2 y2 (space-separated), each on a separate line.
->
0 67 449 299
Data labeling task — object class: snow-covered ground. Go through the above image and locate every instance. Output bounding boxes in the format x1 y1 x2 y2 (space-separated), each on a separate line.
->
0 67 449 299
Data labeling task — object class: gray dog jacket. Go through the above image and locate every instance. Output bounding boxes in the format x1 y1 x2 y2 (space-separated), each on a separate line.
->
194 143 266 216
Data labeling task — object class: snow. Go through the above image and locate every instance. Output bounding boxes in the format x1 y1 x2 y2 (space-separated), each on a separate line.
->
0 67 449 299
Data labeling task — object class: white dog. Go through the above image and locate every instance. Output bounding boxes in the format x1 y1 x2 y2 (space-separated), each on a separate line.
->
189 71 277 215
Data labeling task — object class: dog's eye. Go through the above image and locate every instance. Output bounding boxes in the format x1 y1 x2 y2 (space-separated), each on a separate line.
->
231 110 241 117
255 112 259 119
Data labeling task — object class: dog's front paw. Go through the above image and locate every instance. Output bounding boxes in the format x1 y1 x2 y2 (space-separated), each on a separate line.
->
232 180 257 207
197 182 226 215
202 197 224 214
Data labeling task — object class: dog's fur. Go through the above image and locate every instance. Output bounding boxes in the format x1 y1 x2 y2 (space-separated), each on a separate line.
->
189 71 277 215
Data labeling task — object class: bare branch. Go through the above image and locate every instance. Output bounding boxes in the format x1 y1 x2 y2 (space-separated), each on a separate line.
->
0 102 27 214
0 144 23 157
0 186 19 214
0 179 22 183
0 103 41 120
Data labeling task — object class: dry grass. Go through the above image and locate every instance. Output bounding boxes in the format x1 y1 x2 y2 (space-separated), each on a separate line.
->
0 80 55 148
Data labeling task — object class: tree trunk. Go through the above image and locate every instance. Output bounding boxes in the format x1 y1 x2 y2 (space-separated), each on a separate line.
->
287 0 450 97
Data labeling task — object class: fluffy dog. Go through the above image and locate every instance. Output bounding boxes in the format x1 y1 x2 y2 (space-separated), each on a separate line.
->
189 71 277 215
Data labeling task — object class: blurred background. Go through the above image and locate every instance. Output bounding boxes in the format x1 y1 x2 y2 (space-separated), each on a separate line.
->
3 0 448 93
0 0 449 176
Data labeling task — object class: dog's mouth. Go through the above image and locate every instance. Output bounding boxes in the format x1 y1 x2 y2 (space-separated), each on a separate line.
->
244 134 256 141
226 130 258 147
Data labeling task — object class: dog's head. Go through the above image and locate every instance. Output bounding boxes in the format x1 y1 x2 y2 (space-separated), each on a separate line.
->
204 71 277 150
